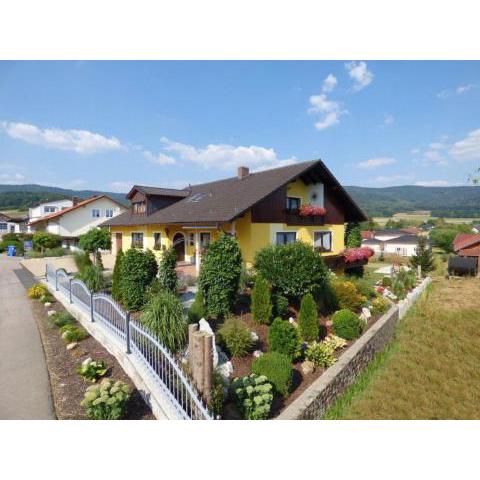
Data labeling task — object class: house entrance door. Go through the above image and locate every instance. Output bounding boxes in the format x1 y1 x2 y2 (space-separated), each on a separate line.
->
173 233 185 262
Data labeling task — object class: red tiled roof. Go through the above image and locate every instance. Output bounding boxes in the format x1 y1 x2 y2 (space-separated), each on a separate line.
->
453 233 480 252
361 231 375 239
28 195 122 225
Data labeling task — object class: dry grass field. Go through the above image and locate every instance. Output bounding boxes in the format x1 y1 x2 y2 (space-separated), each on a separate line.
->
325 275 480 419
374 214 480 226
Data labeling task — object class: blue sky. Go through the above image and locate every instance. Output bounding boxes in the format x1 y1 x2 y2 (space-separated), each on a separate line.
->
0 60 479 192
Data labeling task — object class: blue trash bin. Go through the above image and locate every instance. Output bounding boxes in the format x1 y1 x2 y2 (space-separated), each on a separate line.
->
7 245 16 256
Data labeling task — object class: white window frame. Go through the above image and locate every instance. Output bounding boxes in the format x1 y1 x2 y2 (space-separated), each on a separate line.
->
105 209 114 218
275 231 297 245
131 231 144 249
44 206 56 213
286 196 302 210
314 230 333 252
92 208 101 218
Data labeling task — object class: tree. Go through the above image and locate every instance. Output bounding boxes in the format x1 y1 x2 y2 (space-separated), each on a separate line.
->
298 293 319 342
430 224 471 253
78 228 111 266
32 231 61 253
111 250 124 301
251 275 273 325
345 223 362 248
410 236 434 276
158 246 178 293
198 234 243 318
120 248 158 311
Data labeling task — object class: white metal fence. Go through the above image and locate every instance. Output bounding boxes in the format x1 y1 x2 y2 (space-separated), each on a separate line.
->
45 264 211 420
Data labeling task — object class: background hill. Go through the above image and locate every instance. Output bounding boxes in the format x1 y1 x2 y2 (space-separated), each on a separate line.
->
345 185 480 218
0 183 479 218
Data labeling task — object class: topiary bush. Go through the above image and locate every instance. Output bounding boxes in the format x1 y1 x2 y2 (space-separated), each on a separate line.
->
298 293 319 342
251 275 272 325
111 250 124 301
120 248 158 311
140 290 187 353
74 251 93 275
332 309 364 341
231 374 273 420
80 378 130 420
199 234 242 318
268 317 301 359
217 317 253 357
32 231 62 253
158 246 178 293
331 280 366 311
254 241 330 303
252 351 292 397
187 290 206 323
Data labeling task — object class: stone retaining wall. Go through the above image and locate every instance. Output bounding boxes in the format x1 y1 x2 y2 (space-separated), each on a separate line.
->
277 277 432 420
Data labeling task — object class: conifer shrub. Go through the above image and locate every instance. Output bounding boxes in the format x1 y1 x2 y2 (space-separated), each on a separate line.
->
268 317 301 359
332 309 364 341
111 250 124 301
217 317 253 357
298 293 319 342
251 275 273 325
252 351 292 397
120 248 158 311
187 290 206 323
158 246 178 293
198 234 242 318
273 294 289 318
140 290 187 353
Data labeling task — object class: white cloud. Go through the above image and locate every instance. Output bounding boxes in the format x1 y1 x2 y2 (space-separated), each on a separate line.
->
109 181 134 193
422 149 447 165
410 148 420 155
357 157 396 169
322 74 337 93
456 84 474 94
371 174 411 186
415 180 450 187
345 61 374 91
384 114 394 125
1 121 123 154
449 128 480 161
437 90 450 99
159 137 297 171
0 172 26 184
428 142 446 150
308 93 346 131
142 150 176 165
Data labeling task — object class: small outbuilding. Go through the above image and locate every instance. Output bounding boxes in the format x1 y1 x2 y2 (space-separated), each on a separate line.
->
448 256 478 276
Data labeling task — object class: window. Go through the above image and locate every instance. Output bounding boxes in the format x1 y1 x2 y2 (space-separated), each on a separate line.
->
188 233 195 246
133 202 146 214
9 225 15 232
153 232 161 249
105 209 114 218
131 232 144 249
286 197 301 210
276 232 296 245
0 223 7 231
92 209 101 218
200 232 211 248
314 231 332 252
44 206 56 213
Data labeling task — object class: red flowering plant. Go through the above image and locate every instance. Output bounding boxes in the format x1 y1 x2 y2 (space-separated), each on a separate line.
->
298 204 327 217
342 247 375 264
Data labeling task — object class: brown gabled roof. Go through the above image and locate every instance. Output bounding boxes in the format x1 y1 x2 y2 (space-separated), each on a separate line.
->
127 185 190 199
103 159 367 227
28 195 125 226
453 233 480 252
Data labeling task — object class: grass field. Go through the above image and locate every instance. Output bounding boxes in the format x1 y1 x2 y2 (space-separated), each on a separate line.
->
374 214 480 226
324 270 480 419
0 209 28 217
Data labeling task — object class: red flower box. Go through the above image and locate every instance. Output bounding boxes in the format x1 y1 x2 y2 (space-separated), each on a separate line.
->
342 247 375 264
298 204 327 217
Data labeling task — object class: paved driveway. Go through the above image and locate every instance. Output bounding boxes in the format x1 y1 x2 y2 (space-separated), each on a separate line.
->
0 255 55 419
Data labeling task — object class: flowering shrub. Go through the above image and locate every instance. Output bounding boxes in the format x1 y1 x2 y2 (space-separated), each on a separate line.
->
298 204 327 217
342 247 375 264
231 374 273 420
370 296 391 316
77 358 108 382
323 334 348 351
305 341 336 368
331 280 366 310
28 283 49 299
80 378 130 420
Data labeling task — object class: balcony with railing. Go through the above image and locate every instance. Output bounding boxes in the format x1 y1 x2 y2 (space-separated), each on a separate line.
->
283 207 326 226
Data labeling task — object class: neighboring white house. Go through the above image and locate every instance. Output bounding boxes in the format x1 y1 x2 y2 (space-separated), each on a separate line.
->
0 212 28 238
28 198 75 222
27 195 128 249
472 224 480 234
362 232 429 257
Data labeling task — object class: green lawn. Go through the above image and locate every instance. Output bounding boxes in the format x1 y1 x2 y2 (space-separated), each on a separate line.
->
324 275 480 419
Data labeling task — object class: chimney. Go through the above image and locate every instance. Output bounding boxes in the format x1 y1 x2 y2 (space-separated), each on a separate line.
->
72 196 80 206
238 166 250 179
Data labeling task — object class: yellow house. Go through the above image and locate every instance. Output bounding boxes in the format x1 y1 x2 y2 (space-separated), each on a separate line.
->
103 160 367 274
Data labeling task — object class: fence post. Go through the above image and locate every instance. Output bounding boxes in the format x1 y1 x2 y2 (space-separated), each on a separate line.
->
90 292 94 322
45 264 48 282
69 278 73 303
125 312 131 354
55 271 58 291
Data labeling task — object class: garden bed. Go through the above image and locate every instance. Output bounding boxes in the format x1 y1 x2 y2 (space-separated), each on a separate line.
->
31 295 154 420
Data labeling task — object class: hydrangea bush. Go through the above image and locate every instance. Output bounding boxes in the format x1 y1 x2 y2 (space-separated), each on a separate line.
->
231 374 273 420
80 378 130 420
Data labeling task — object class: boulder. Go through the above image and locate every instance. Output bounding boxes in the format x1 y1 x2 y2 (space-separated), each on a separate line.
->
66 342 78 350
361 307 371 319
250 331 259 342
301 360 315 375
199 318 218 367
82 357 92 366
44 302 52 308
216 361 233 379
47 310 56 317
253 350 263 358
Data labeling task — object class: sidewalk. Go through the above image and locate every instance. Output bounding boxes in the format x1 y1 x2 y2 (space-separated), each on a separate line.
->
0 256 55 419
